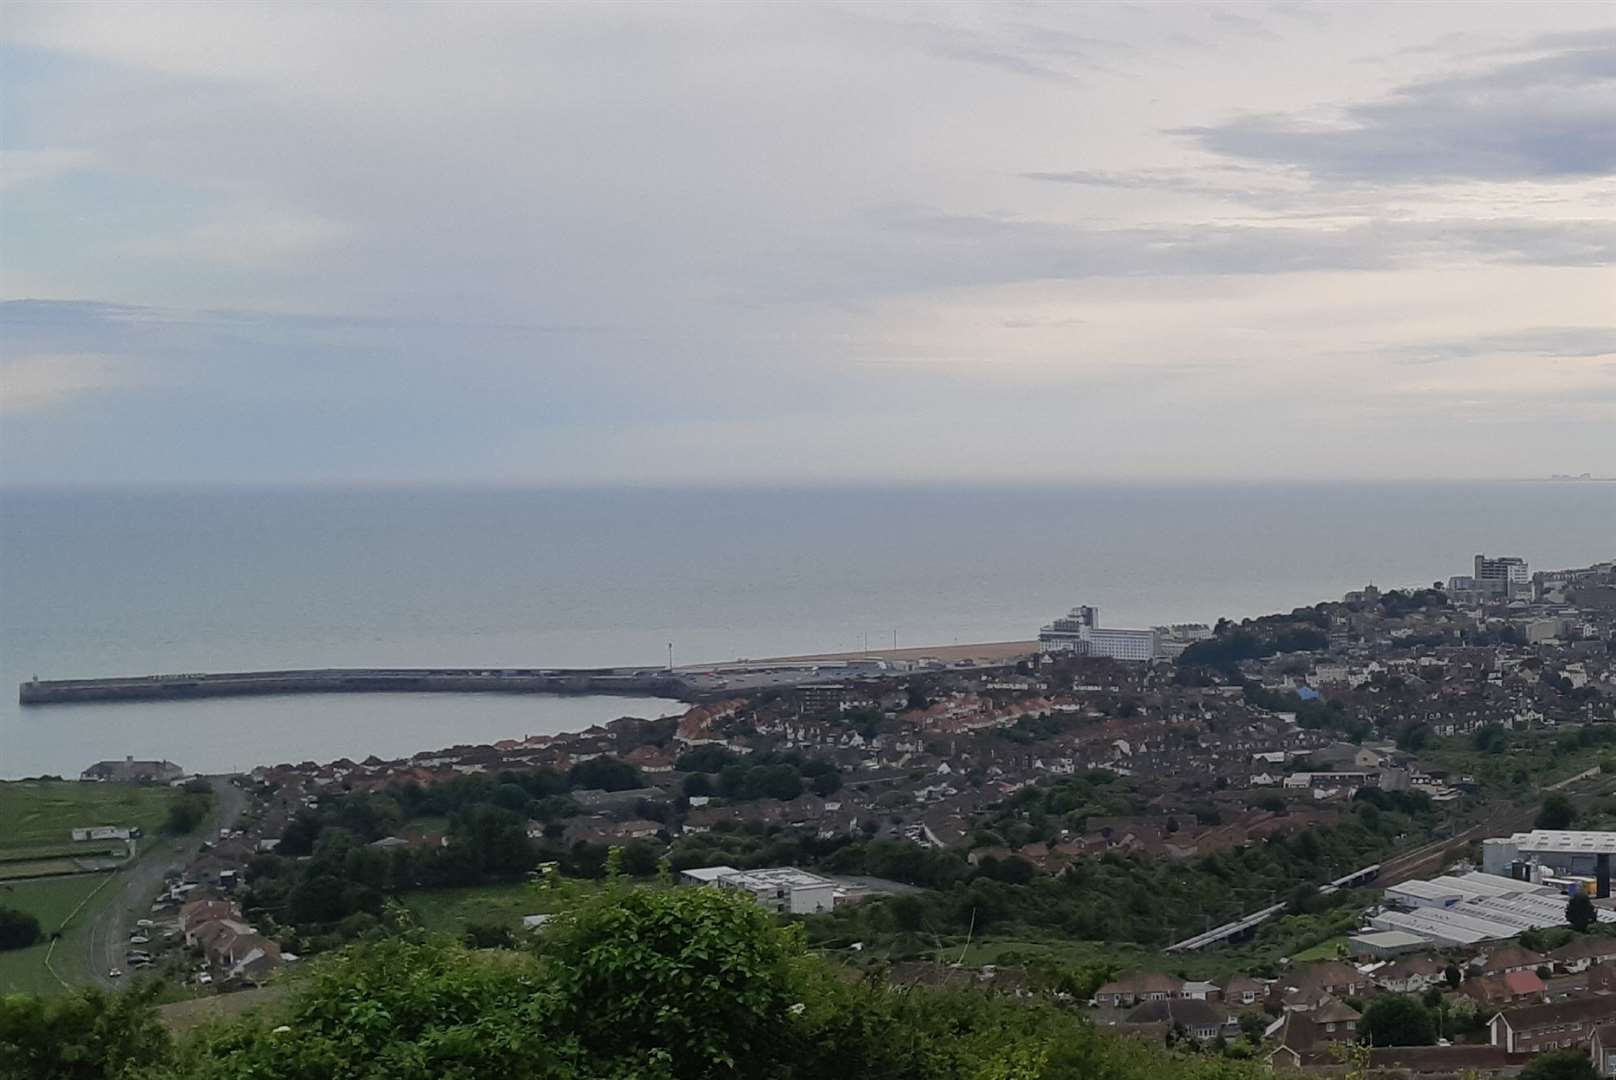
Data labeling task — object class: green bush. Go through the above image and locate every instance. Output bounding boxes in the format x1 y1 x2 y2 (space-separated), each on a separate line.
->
0 907 42 952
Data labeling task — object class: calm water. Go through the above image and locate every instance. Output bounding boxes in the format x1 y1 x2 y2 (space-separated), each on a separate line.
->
2 484 1611 778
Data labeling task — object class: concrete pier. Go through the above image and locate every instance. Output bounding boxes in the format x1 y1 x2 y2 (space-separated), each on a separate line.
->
19 667 692 706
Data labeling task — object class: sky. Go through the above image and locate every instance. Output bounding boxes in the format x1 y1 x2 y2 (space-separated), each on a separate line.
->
2 1 1614 486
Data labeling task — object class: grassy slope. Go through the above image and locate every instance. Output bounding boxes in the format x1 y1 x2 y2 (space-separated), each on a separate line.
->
400 878 668 935
401 881 571 934
0 874 112 994
0 781 174 851
0 782 179 994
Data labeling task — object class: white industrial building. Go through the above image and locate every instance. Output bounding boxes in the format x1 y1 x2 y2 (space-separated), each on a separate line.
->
679 865 839 914
1038 606 1158 661
1370 870 1616 948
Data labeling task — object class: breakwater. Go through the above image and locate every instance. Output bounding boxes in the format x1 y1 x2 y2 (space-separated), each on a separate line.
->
19 668 694 706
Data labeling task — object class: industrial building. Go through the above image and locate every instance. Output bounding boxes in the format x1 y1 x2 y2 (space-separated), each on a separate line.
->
1038 606 1158 661
679 865 839 914
1368 870 1616 949
1482 830 1616 894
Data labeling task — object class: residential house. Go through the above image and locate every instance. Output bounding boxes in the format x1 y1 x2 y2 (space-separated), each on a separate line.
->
1491 997 1616 1054
1477 945 1547 978
1266 998 1362 1068
81 756 185 783
1121 998 1234 1043
1591 1024 1616 1078
1463 970 1546 1008
1554 937 1616 974
1279 961 1367 1010
1094 971 1185 1008
1179 980 1219 1001
1221 975 1267 1008
1375 955 1449 994
1356 1046 1518 1076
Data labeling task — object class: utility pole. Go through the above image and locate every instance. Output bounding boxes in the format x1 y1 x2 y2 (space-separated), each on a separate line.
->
667 642 673 671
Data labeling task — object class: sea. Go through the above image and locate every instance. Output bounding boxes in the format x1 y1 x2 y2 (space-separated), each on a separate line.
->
1 483 1611 780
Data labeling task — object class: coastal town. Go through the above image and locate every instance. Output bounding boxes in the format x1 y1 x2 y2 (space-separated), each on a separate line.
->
7 553 1616 1075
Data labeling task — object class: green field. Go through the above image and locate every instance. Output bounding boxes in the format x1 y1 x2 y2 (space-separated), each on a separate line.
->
0 874 112 995
401 881 561 934
0 780 175 851
1291 936 1350 962
0 858 83 881
400 878 652 936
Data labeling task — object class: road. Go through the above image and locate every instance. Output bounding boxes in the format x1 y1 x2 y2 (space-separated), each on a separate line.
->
85 777 248 989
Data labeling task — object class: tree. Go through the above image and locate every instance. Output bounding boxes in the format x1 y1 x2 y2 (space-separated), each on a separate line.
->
618 840 660 877
286 873 351 925
461 921 516 949
1568 891 1597 932
567 756 644 792
1536 793 1578 831
0 906 41 951
0 983 171 1078
2 881 1288 1080
543 884 804 1076
1443 964 1462 989
1520 1048 1599 1080
164 794 208 834
683 771 713 797
1359 995 1436 1047
810 770 842 797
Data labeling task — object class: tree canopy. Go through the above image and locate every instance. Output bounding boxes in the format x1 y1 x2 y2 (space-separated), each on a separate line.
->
0 907 42 952
1358 995 1436 1047
2 884 1274 1080
1568 891 1597 932
1520 1048 1600 1080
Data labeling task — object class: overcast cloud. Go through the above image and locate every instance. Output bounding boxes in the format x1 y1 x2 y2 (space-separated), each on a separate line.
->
2 1 1613 484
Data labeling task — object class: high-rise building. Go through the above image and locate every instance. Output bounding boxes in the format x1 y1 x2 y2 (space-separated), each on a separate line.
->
1038 605 1158 660
1474 555 1530 598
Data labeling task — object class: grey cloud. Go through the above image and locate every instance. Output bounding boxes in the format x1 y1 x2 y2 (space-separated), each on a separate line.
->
770 206 1616 303
1180 42 1616 182
1389 326 1616 366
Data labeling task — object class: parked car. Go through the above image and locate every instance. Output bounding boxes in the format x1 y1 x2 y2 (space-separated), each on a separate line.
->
129 934 149 945
196 973 213 985
108 968 123 978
